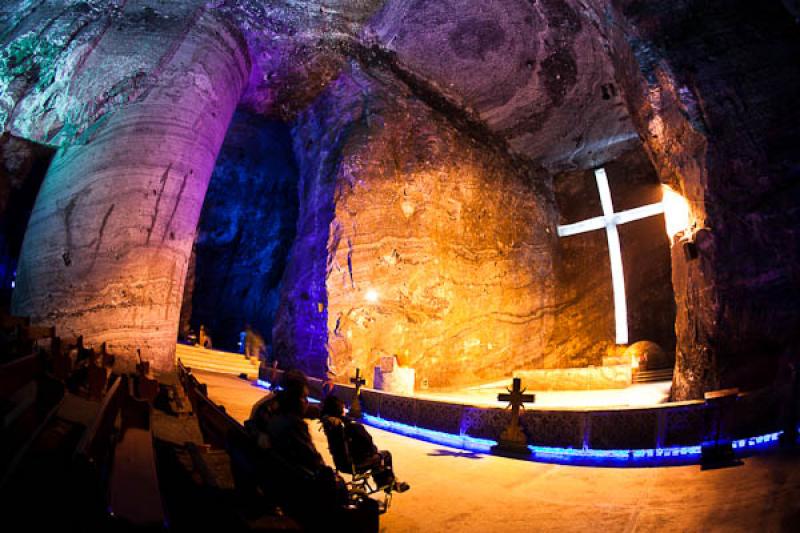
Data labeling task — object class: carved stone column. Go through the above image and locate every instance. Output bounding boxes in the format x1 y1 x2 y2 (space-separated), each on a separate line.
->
12 11 250 374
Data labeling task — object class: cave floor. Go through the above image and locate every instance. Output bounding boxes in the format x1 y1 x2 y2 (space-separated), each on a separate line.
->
194 370 800 532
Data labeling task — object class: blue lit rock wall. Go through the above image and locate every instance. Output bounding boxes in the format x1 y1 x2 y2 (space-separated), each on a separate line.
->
180 112 298 351
0 134 53 305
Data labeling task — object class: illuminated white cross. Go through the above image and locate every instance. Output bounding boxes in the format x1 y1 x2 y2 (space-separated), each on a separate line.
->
557 168 665 345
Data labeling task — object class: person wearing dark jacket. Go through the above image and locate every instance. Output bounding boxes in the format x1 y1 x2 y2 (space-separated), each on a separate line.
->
320 395 410 493
245 369 354 529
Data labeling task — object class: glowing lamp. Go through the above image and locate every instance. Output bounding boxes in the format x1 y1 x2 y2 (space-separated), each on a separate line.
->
661 185 691 239
365 288 379 303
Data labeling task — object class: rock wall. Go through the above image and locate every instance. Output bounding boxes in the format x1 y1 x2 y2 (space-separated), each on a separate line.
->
179 112 298 352
274 64 558 388
606 0 800 399
4 0 797 395
366 0 639 171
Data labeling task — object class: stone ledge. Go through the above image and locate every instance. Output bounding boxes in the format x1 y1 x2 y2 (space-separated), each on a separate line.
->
262 367 784 452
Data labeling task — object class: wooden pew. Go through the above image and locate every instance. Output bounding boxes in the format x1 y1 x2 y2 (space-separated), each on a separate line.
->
21 324 56 343
51 336 84 382
135 359 159 405
179 362 301 514
107 379 165 528
0 313 29 329
0 354 65 486
0 314 31 364
74 375 166 530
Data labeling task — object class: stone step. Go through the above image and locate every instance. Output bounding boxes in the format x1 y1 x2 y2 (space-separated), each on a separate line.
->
633 368 674 383
177 360 259 377
177 351 256 366
176 352 256 367
176 345 259 377
177 357 257 372
176 353 257 369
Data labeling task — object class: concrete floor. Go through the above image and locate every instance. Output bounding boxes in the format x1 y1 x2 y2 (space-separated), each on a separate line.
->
193 370 800 532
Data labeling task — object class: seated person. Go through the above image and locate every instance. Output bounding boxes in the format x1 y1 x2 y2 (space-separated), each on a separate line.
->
320 395 410 493
245 370 351 528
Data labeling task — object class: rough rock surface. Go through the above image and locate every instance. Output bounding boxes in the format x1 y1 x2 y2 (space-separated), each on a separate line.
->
273 64 558 388
179 112 298 351
606 0 800 399
366 0 639 171
10 6 250 373
2 0 797 397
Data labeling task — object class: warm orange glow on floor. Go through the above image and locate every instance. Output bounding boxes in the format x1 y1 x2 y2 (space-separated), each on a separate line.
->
403 380 670 408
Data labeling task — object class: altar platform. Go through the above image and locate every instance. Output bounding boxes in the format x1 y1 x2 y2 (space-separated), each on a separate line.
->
177 346 787 465
414 380 671 409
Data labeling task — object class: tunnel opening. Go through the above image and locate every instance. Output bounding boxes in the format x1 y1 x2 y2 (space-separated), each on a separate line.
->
0 134 54 309
178 111 299 356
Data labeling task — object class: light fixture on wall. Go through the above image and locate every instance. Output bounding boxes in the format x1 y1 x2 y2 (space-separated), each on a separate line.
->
365 288 379 303
661 185 691 240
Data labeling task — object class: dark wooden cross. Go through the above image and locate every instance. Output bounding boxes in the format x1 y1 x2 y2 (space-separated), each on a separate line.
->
499 378 535 421
492 377 535 458
349 367 366 418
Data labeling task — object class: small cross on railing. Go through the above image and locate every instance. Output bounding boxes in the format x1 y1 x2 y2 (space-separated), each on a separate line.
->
492 377 535 458
349 367 366 418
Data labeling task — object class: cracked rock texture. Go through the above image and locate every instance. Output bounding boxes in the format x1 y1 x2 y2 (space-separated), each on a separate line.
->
607 0 800 399
273 64 558 388
9 6 250 373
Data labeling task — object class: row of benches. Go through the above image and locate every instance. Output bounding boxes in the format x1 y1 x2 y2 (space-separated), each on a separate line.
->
73 374 166 529
0 312 166 530
177 360 304 529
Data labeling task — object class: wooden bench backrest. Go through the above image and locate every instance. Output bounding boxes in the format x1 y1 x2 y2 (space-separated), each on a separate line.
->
75 375 125 463
0 314 29 329
0 354 41 400
22 325 55 342
192 382 247 450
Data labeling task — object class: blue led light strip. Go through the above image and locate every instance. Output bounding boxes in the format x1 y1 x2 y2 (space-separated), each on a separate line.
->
255 379 787 466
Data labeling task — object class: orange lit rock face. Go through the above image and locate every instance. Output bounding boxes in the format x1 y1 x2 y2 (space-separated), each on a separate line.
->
278 66 558 389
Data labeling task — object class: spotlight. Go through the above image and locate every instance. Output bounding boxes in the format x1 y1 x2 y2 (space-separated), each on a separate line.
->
365 289 379 303
661 185 691 239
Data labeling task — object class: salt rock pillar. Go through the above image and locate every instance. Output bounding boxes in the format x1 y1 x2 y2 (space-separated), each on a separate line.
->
12 12 250 374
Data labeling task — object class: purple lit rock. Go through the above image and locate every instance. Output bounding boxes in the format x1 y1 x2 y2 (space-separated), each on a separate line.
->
11 8 250 373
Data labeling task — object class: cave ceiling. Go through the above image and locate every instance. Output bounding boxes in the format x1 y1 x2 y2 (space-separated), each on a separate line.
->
1 0 636 173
